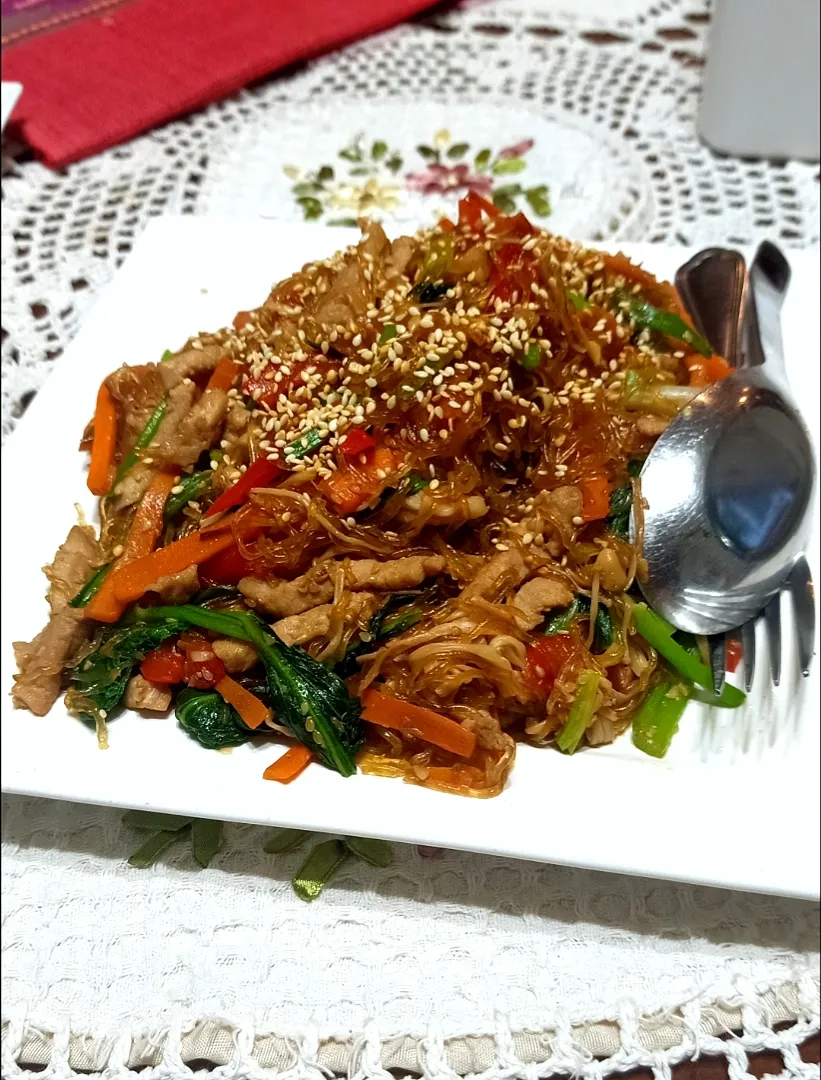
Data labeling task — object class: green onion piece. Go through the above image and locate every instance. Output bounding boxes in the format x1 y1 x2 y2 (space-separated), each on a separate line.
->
632 680 690 758
556 670 601 754
286 427 324 460
344 836 394 867
378 324 398 346
404 471 431 496
264 828 309 854
113 396 168 487
519 342 541 370
292 839 349 902
127 830 181 868
164 470 212 521
632 604 745 707
160 349 172 362
628 299 712 357
190 819 223 868
568 291 591 311
123 810 194 832
69 562 112 608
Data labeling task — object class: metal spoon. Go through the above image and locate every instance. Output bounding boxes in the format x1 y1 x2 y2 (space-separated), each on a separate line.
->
634 242 816 636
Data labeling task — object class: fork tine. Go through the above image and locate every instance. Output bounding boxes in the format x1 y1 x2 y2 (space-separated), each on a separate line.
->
740 619 757 693
788 555 815 677
708 633 726 695
764 594 782 687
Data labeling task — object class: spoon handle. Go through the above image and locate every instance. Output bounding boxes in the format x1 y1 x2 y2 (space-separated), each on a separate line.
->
744 241 791 385
675 248 747 366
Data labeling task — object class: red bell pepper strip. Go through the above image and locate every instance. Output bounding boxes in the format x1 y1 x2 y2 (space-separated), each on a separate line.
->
202 457 281 523
339 429 376 456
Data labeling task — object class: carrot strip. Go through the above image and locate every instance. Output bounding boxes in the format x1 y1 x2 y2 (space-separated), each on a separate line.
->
122 471 178 561
319 445 402 516
85 575 127 623
361 689 477 759
207 355 239 393
216 674 271 730
263 744 314 783
580 476 610 522
87 384 117 496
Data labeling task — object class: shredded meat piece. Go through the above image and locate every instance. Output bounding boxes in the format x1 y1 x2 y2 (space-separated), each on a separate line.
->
542 485 584 530
271 593 379 646
389 236 417 276
461 549 528 603
240 554 446 618
144 565 200 604
154 387 228 467
104 364 165 458
112 381 197 509
636 415 669 436
358 220 391 263
125 674 172 712
211 639 258 672
12 526 102 715
510 575 574 630
159 344 223 389
454 707 508 751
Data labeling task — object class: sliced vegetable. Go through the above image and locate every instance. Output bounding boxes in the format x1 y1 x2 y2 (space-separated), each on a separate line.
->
190 819 223 867
361 689 477 758
337 591 428 678
292 839 349 902
176 687 253 749
524 634 576 694
726 638 743 674
519 342 541 370
181 634 226 689
141 641 185 684
404 471 431 496
340 429 377 456
320 445 401 516
264 828 309 854
409 280 450 305
555 670 601 754
123 470 178 561
164 470 212 521
632 679 690 758
605 460 644 537
128 830 179 868
199 540 255 586
287 428 324 460
580 476 610 522
206 355 239 393
69 562 112 608
263 744 313 783
632 604 745 707
378 324 398 345
684 353 733 387
137 605 364 776
107 531 236 612
627 298 712 358
87 384 117 496
568 291 591 312
114 396 168 486
202 457 281 523
457 191 500 230
123 809 193 832
344 836 394 867
160 349 173 361
216 674 271 730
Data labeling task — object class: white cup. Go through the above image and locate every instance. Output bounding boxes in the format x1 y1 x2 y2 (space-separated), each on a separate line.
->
698 0 820 160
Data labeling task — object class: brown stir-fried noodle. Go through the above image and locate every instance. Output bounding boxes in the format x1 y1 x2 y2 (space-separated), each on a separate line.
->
12 193 729 797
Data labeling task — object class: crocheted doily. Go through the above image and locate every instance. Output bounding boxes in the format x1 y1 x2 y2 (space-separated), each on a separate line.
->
2 1 819 1077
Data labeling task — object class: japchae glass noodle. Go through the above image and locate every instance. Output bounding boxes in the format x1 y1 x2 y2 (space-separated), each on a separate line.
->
11 194 745 796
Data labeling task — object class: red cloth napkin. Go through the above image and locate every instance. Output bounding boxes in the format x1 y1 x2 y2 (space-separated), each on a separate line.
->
2 0 437 169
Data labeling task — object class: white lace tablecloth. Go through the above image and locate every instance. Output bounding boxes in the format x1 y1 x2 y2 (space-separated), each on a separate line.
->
2 1 819 1077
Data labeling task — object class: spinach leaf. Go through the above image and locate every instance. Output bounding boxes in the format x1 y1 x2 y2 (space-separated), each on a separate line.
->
176 688 252 750
336 591 427 678
409 280 449 305
605 459 644 538
66 619 186 726
627 297 712 357
544 595 614 653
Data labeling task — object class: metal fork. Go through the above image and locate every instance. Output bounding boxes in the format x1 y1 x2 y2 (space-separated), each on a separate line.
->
675 245 816 694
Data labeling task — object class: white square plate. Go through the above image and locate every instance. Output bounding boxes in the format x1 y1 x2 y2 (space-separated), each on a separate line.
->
2 219 818 899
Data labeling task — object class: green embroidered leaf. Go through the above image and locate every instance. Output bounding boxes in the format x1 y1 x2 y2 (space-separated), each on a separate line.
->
128 830 181 869
349 166 372 177
493 183 523 197
327 217 359 227
525 185 552 217
492 157 527 175
474 148 492 170
317 165 334 182
339 143 363 162
297 197 323 221
264 828 310 854
123 810 194 833
372 140 388 160
292 182 322 197
190 819 223 868
292 839 349 902
447 143 469 159
386 154 403 173
417 144 439 161
492 190 517 214
344 836 394 867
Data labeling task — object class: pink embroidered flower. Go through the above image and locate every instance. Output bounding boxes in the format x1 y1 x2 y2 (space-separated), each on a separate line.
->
499 139 534 160
405 164 493 197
